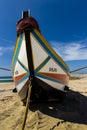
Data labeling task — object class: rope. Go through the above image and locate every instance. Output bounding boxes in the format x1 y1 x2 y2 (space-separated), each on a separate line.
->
21 79 32 130
0 67 11 71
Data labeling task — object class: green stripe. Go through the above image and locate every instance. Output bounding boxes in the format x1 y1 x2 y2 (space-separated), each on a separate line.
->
18 59 29 73
11 34 23 70
35 56 51 73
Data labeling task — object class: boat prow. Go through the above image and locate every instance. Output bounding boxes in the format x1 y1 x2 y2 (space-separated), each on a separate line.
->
11 11 70 102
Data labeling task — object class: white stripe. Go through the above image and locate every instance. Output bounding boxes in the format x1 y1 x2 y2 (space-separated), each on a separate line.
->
36 76 65 91
16 78 28 92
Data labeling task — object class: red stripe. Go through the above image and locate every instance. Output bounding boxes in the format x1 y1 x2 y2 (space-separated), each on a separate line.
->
39 72 69 84
14 73 27 84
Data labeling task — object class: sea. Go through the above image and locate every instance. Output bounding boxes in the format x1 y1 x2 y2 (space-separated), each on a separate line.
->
66 59 87 74
0 76 13 82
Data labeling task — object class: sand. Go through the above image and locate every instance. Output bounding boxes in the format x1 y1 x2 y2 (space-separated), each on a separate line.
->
0 74 87 130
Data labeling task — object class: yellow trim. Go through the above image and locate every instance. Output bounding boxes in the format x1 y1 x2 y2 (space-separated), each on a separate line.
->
38 71 61 75
11 34 29 76
14 37 20 56
12 35 20 64
30 33 35 69
34 29 69 70
38 71 70 77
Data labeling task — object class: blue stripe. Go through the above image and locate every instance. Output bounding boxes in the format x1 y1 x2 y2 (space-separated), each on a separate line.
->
32 31 68 73
18 59 29 73
15 74 29 86
35 56 51 73
11 34 23 69
36 73 64 84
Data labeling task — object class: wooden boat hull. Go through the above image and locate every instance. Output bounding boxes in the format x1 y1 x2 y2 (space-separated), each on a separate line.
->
11 28 69 101
11 10 70 101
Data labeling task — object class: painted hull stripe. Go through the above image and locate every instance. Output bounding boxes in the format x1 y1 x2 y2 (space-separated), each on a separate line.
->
14 73 27 84
18 59 29 73
15 74 29 86
34 29 69 70
35 56 51 73
38 72 69 84
11 34 23 69
32 31 69 73
35 73 65 85
13 36 20 57
11 36 20 66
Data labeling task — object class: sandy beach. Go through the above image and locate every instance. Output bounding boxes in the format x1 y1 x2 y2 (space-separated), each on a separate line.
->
0 74 87 130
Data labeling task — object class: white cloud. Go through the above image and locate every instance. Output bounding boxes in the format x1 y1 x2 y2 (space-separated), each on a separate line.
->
50 39 87 61
0 46 14 56
1 39 87 61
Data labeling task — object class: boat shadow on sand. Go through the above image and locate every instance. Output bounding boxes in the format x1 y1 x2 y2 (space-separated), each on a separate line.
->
30 89 87 125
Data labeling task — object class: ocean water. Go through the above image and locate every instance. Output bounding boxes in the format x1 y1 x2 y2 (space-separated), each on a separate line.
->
66 60 87 73
0 76 13 82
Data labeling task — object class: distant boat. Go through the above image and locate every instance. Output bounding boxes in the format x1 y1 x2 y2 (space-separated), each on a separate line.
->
11 11 70 102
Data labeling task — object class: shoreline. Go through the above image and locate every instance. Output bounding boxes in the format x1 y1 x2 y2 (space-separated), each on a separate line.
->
0 74 87 130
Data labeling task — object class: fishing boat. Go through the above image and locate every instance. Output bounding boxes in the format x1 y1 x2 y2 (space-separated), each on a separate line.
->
11 11 70 102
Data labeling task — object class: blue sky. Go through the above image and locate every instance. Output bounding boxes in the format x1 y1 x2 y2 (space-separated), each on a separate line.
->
0 0 87 76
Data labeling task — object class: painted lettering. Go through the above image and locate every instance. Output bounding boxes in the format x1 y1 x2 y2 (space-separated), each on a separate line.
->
15 70 19 75
49 67 57 72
